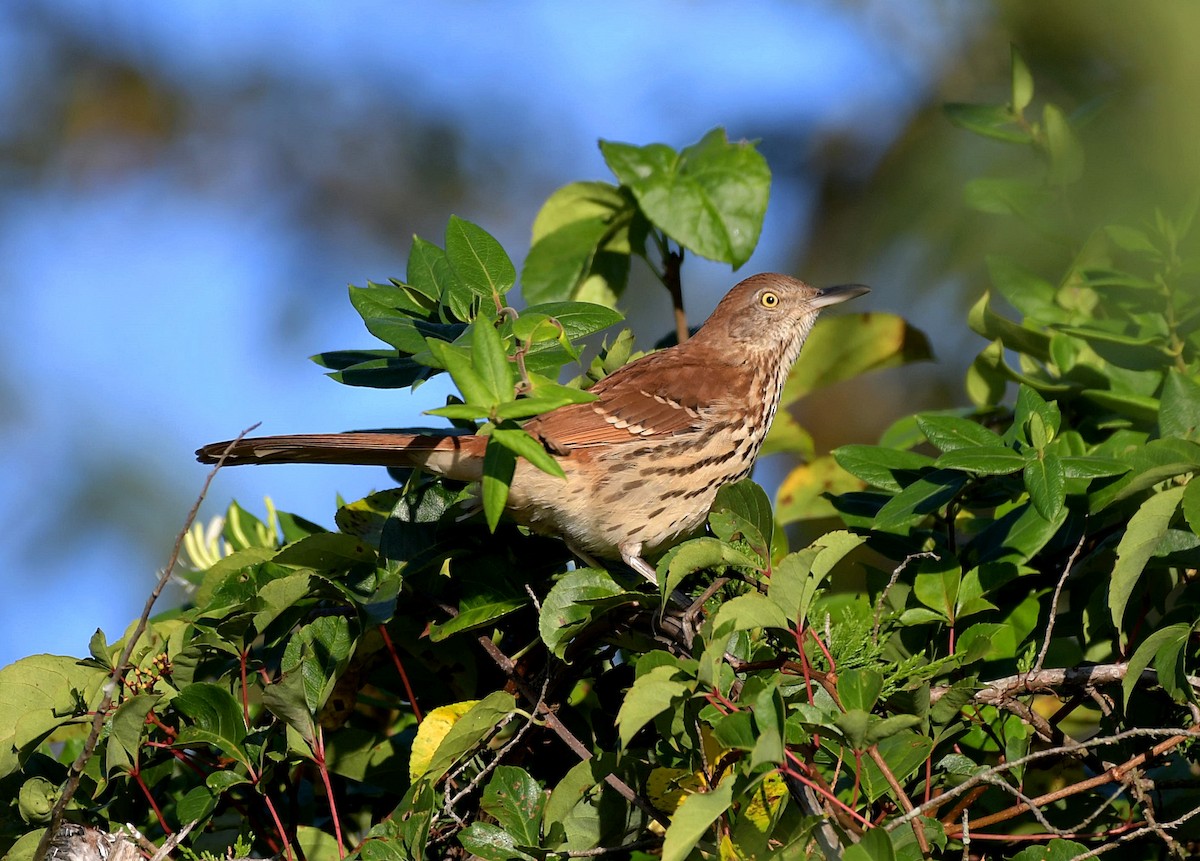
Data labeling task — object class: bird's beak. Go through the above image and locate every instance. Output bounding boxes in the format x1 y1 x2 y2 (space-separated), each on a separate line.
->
811 283 871 309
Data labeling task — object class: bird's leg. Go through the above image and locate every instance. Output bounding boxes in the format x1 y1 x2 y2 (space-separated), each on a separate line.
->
619 542 659 586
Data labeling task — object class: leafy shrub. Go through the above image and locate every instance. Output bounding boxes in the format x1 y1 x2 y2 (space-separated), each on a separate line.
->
3 52 1198 861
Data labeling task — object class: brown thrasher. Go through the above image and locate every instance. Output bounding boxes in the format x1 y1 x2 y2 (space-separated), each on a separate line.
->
197 273 868 582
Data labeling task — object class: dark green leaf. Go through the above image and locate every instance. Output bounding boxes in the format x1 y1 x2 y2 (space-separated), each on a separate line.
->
1159 369 1200 441
1023 451 1066 522
874 469 969 533
917 414 1003 452
1109 485 1185 630
834 445 935 492
1123 623 1192 706
616 664 692 748
538 569 638 660
935 446 1026 475
481 766 545 846
837 669 883 713
661 537 761 596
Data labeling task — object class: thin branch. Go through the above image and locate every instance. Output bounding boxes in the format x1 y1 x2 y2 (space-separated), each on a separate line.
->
873 552 939 643
661 248 688 345
34 424 261 861
1034 531 1086 673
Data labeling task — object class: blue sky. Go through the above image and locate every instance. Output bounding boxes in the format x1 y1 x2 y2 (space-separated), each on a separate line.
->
0 1 985 666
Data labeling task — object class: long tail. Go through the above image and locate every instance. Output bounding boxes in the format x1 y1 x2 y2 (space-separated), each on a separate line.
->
195 431 487 482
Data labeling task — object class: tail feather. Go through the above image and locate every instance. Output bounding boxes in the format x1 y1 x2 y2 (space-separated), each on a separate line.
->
196 431 487 482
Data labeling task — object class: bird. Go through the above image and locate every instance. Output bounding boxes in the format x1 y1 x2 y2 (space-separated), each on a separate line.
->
197 273 869 583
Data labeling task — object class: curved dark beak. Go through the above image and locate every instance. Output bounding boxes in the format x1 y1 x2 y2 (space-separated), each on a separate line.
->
812 283 871 309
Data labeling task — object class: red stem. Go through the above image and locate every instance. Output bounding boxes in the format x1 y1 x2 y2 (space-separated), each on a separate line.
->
133 769 171 834
313 726 346 859
379 624 423 722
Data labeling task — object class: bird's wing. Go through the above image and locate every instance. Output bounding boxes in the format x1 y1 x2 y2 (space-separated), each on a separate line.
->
526 351 744 450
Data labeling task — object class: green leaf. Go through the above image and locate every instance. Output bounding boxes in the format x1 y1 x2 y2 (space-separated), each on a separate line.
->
458 823 536 861
917 414 1003 452
1014 385 1061 445
1159 369 1200 441
481 766 545 846
601 128 769 268
1023 451 1066 522
834 445 935 493
425 338 493 406
1109 485 1185 630
408 235 459 306
445 216 515 300
986 255 1061 322
964 178 1054 217
1090 439 1200 511
845 825 898 861
489 425 566 479
616 664 692 748
1043 103 1084 185
481 437 516 532
471 316 515 404
838 669 884 713
768 531 865 625
1123 623 1192 707
538 568 637 660
710 593 791 634
709 480 774 558
913 557 961 619
1011 45 1034 113
874 469 969 533
280 615 355 718
422 691 517 784
944 102 1027 144
1012 841 1089 861
660 537 761 596
935 446 1026 475
520 301 624 342
0 655 110 778
660 773 736 861
1183 479 1200 535
858 732 934 804
428 593 528 642
1058 456 1131 479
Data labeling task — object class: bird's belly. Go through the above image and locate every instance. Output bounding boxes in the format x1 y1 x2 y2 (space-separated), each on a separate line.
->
506 427 759 560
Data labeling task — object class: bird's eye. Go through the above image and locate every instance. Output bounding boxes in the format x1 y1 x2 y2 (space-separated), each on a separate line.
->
760 291 779 308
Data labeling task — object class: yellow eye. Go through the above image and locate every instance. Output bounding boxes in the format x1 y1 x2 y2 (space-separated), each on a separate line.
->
760 291 779 308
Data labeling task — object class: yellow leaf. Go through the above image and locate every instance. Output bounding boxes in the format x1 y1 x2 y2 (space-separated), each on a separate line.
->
776 456 865 524
408 700 478 782
647 767 704 813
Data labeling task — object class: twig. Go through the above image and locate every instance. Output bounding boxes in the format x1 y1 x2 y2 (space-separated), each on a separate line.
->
148 819 199 861
888 727 1197 832
34 424 261 861
1063 802 1200 860
1033 532 1086 673
445 676 549 811
873 552 938 643
475 632 669 828
661 248 688 345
